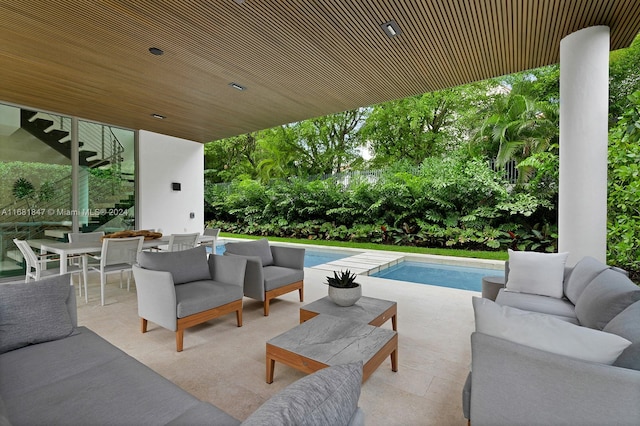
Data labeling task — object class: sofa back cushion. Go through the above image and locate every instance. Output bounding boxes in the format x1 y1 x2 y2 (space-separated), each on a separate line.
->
564 256 610 304
241 362 362 426
225 238 273 266
575 269 640 330
137 245 210 285
505 250 569 298
603 301 640 370
0 275 75 354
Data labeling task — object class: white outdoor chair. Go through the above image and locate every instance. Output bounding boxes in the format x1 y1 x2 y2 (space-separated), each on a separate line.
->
202 227 220 253
85 236 144 306
67 231 104 302
13 238 83 288
166 233 199 252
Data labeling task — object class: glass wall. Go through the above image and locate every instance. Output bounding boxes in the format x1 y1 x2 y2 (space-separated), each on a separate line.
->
0 103 135 277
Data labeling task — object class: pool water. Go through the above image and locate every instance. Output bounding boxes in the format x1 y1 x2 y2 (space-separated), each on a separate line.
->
372 261 503 292
210 245 348 268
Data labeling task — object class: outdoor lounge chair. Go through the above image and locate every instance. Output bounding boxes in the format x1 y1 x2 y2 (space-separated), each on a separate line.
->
223 238 304 316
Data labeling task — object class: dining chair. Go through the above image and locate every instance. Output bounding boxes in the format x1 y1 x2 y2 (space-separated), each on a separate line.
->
85 236 144 306
67 231 105 295
13 238 84 289
202 227 220 254
166 233 199 252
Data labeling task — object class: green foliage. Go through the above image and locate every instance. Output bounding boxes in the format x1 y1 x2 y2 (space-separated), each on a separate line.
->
205 155 556 252
12 178 35 200
326 270 359 288
607 91 640 279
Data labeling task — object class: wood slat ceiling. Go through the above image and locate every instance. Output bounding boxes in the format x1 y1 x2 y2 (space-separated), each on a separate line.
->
1 0 639 143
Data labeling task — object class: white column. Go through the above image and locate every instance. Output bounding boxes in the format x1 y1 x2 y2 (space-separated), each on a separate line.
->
559 26 610 265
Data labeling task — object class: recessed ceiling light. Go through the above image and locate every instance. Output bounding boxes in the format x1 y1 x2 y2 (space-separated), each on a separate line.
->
381 20 401 38
151 114 165 119
229 82 246 91
233 0 245 4
149 47 164 56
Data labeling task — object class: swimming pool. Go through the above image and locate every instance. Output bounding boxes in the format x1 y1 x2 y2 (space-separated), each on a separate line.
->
371 261 503 291
210 244 349 268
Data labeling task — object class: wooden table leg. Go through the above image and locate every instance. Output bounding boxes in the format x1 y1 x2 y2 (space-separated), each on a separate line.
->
266 355 275 384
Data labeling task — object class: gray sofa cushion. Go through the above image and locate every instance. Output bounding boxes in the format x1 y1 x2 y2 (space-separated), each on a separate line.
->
0 327 237 426
575 269 640 330
137 245 210 284
603 301 640 370
0 275 74 354
241 362 363 426
175 281 243 318
263 266 305 291
495 289 578 322
564 256 610 304
225 238 274 266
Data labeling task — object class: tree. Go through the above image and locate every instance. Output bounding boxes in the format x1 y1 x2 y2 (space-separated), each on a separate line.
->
609 33 640 124
475 78 559 183
360 90 457 166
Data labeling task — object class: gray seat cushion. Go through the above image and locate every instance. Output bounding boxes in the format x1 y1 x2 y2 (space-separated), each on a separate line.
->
137 245 210 285
603 301 640 370
495 289 578 322
0 275 75 354
225 238 274 266
175 281 243 318
263 266 305 291
241 362 363 426
563 256 610 304
1 327 235 426
575 269 640 330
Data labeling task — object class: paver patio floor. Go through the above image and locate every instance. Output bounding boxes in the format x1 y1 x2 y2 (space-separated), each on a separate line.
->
77 265 478 425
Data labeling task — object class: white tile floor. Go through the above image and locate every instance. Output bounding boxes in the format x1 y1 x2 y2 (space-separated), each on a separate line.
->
76 263 481 425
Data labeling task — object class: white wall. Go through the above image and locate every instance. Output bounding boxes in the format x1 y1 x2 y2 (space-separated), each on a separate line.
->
138 130 204 235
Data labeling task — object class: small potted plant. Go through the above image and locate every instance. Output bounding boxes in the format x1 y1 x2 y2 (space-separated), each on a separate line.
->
326 270 362 307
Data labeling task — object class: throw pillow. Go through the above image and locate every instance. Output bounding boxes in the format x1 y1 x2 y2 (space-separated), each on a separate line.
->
241 362 362 426
0 275 74 354
137 245 210 285
574 269 640 330
505 250 569 298
563 256 610 304
225 238 274 266
472 297 631 365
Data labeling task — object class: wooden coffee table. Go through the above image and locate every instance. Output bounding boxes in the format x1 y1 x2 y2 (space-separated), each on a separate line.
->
266 314 398 383
300 296 397 331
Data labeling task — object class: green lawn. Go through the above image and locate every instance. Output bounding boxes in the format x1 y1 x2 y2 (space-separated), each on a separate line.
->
220 233 508 261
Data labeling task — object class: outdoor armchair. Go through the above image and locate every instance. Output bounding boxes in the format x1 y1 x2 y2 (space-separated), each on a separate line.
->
224 238 304 316
132 245 247 352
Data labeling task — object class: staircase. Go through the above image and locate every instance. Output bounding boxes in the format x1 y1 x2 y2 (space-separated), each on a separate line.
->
20 109 124 167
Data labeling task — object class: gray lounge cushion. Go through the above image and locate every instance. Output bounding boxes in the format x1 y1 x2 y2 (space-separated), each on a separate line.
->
564 256 610 304
225 238 274 266
263 266 305 291
0 275 74 354
241 362 363 426
603 301 640 370
495 289 578 322
175 281 243 318
575 269 640 330
137 245 210 285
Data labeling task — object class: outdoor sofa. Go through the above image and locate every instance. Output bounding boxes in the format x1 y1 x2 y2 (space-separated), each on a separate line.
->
463 252 640 425
0 275 365 425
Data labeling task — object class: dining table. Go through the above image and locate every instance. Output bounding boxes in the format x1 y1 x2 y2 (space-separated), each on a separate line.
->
28 234 217 275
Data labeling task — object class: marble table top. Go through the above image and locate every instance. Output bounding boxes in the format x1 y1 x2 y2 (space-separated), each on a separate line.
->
301 296 396 324
267 314 396 365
